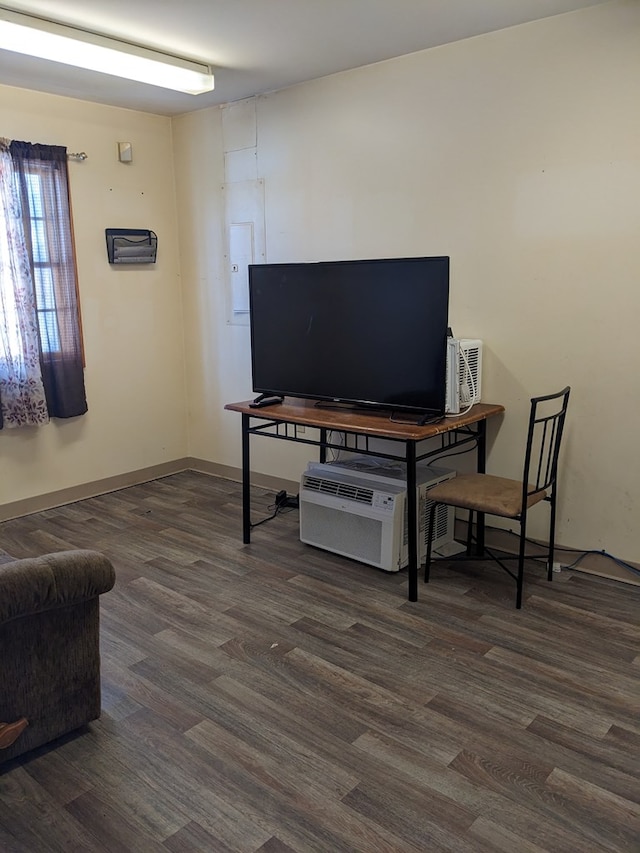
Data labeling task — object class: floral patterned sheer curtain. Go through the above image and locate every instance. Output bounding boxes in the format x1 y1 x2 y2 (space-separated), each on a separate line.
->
0 140 48 428
0 139 87 429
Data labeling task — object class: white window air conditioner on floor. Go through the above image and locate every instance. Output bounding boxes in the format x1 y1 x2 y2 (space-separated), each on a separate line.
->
446 338 483 415
299 456 457 572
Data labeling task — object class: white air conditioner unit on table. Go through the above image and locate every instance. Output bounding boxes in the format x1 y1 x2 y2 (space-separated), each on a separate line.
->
299 456 457 572
446 338 482 414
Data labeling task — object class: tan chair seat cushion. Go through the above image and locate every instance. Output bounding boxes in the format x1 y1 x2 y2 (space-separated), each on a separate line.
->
427 473 547 519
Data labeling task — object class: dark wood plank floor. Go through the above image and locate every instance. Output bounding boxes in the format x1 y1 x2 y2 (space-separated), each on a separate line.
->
1 471 638 852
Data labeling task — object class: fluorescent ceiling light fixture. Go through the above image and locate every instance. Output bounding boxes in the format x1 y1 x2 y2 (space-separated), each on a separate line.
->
0 7 214 94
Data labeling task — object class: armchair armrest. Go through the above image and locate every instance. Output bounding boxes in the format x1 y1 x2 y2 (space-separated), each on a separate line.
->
0 550 116 626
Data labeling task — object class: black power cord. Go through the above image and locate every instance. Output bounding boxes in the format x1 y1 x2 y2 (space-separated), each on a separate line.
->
250 490 299 530
481 523 640 579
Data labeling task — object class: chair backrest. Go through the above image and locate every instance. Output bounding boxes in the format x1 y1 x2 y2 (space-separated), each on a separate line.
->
522 386 571 503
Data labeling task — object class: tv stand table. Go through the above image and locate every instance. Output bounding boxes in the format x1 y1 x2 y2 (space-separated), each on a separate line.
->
224 398 505 602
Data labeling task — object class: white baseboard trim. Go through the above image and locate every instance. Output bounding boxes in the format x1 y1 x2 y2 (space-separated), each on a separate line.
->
454 519 640 587
3 463 636 586
0 458 298 522
0 459 191 522
186 458 298 495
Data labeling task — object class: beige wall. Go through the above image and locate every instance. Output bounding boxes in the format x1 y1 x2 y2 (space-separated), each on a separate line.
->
175 1 640 562
0 87 188 507
1 2 638 565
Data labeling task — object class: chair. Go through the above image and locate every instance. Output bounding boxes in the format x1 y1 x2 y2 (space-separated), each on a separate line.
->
0 550 116 765
424 387 570 608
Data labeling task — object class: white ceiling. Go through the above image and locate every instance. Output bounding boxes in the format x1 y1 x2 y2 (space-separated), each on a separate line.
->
0 0 611 116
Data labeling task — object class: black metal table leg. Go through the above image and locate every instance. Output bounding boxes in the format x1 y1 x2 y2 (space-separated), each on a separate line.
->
475 420 487 555
319 428 327 463
242 413 251 544
406 440 418 602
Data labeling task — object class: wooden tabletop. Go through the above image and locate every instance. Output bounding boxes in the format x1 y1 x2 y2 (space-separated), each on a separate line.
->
225 397 504 441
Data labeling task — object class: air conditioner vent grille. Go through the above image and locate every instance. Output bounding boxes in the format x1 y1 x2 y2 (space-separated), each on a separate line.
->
302 475 374 505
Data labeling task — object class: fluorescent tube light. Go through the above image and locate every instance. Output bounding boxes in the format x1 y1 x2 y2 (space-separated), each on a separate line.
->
0 7 214 94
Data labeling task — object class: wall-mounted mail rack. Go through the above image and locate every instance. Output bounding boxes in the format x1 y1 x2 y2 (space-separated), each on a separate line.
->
106 228 157 264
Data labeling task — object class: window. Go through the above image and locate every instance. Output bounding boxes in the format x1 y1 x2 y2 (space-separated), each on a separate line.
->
26 171 62 353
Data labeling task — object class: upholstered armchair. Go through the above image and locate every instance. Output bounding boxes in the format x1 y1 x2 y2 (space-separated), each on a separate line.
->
0 549 115 765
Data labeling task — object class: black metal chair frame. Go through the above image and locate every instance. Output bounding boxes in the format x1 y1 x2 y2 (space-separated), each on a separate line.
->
424 387 571 608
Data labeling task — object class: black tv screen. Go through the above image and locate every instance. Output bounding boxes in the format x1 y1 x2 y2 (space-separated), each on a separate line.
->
249 256 450 416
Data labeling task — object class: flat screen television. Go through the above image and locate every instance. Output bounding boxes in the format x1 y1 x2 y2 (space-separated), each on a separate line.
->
248 256 450 417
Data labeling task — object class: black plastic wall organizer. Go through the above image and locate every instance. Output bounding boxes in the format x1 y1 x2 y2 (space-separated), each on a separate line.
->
106 229 157 264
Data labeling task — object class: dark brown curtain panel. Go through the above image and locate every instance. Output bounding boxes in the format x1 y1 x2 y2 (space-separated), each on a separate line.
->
9 141 87 419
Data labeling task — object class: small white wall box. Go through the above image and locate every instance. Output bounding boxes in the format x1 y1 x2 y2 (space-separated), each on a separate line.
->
118 142 133 163
446 338 483 414
299 456 457 572
105 228 157 264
